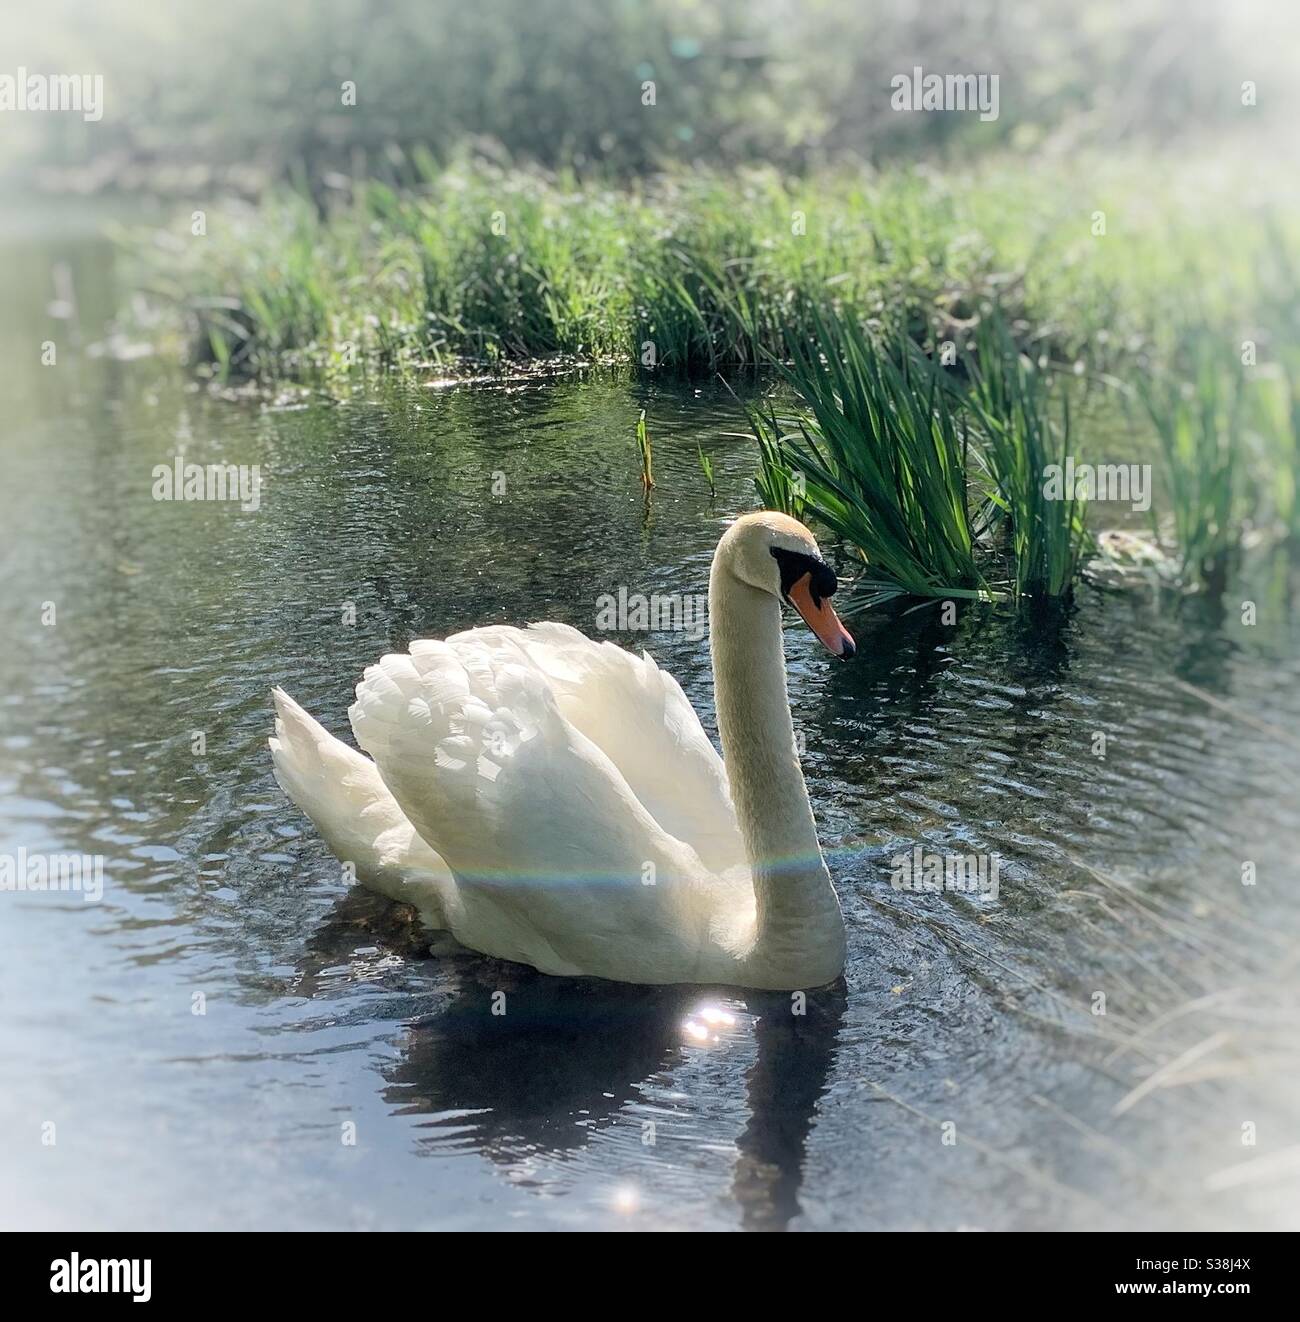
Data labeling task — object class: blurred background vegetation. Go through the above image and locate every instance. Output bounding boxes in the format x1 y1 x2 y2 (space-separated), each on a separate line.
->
4 0 1298 194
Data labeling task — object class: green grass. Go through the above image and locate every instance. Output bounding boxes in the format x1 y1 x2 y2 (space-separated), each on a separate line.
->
696 443 716 500
138 152 1297 385
1138 331 1245 590
752 418 807 523
968 314 1091 602
634 409 654 491
753 309 991 609
751 305 1091 610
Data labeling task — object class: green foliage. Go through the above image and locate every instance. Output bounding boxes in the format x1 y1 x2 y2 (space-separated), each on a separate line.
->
1139 332 1244 589
146 163 1033 380
969 315 1091 601
635 410 654 490
1249 369 1300 543
6 0 1285 186
697 444 716 500
754 307 1102 610
752 415 806 521
138 155 1300 389
753 309 990 608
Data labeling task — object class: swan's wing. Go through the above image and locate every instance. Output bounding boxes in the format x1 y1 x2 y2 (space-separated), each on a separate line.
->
348 635 721 976
466 623 745 874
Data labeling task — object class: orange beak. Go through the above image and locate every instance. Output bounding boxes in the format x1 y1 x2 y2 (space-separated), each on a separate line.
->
788 573 856 659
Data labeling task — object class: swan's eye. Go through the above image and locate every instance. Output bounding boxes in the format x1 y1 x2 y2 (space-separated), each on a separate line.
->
770 547 837 605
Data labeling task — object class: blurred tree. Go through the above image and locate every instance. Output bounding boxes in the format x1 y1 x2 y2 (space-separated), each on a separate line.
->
2 0 1296 191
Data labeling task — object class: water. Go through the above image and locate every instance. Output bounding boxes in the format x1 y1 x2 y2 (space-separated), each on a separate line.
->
2 218 1298 1231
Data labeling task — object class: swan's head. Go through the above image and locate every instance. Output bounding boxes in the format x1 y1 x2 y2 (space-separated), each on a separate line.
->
718 512 856 660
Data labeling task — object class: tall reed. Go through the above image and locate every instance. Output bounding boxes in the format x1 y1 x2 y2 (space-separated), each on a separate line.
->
635 409 655 490
1249 369 1299 545
753 309 990 608
1139 333 1243 591
968 315 1091 601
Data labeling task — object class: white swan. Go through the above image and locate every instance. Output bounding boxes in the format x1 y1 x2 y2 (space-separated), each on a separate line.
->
269 512 856 990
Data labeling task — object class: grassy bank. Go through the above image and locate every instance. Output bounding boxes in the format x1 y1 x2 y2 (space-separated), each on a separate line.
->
133 152 1297 384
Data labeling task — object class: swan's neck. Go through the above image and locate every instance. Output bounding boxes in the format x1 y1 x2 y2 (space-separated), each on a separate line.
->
709 561 845 980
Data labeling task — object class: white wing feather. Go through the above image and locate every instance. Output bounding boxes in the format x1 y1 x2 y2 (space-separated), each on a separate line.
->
478 624 744 873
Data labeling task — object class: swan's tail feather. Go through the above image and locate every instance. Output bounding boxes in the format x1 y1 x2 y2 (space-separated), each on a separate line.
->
270 688 364 824
269 687 453 921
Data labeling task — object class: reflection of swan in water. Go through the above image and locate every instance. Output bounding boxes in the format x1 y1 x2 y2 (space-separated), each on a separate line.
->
294 889 846 1230
386 968 703 1162
730 985 848 1231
